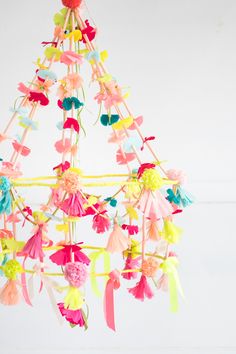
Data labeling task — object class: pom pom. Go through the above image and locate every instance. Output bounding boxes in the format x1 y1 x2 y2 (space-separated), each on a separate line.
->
106 223 130 254
128 275 154 301
0 280 21 306
62 0 82 9
142 257 159 277
166 169 186 185
141 168 164 191
65 262 88 288
3 259 23 280
60 170 81 194
161 220 182 244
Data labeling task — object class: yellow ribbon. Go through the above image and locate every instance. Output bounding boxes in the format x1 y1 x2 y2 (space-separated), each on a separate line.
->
89 250 111 297
160 257 184 312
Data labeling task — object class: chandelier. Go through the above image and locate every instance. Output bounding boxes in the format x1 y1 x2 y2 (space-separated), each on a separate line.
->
0 0 193 331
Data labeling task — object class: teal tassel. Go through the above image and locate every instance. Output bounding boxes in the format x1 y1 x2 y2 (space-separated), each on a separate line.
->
0 177 12 215
176 187 194 208
167 187 194 208
100 114 119 126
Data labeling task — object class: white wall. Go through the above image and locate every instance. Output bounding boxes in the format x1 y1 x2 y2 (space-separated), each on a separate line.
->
0 0 235 353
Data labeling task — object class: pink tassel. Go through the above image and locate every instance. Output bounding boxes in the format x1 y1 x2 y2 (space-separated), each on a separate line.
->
138 190 173 221
92 211 110 234
106 224 130 253
157 274 168 292
22 225 44 261
128 275 154 301
60 192 85 217
0 280 21 306
122 255 141 280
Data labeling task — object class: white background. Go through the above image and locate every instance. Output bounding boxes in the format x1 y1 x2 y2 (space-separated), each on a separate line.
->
0 0 235 353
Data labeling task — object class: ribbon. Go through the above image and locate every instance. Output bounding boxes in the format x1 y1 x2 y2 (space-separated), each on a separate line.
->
160 257 184 312
28 264 63 324
89 250 110 297
104 270 120 331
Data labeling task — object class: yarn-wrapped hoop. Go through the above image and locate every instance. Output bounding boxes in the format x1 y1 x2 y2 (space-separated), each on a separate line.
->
62 0 82 9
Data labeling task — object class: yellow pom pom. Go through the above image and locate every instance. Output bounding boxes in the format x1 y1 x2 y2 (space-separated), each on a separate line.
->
3 260 23 280
141 169 164 191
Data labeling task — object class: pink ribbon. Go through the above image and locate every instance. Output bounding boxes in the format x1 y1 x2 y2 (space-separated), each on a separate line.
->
104 270 120 331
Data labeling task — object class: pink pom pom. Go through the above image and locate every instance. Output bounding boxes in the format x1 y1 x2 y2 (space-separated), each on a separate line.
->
166 169 186 185
128 275 154 301
0 280 20 306
64 262 88 288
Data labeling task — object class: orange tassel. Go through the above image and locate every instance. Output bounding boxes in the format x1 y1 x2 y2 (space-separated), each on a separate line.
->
0 279 20 306
147 220 161 242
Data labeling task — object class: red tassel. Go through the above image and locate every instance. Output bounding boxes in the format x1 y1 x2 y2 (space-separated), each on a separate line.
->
128 275 154 301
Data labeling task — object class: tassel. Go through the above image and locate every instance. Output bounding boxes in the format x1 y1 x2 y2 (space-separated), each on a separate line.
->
58 302 86 327
122 255 141 280
128 274 154 301
0 177 12 215
0 280 20 306
22 225 44 261
161 220 182 244
176 186 194 208
147 220 161 241
106 223 130 253
92 211 110 234
60 192 85 217
50 244 90 266
64 286 84 311
0 259 23 306
121 224 139 236
138 190 173 221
